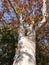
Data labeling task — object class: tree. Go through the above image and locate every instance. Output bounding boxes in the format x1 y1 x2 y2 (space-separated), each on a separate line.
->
0 0 49 65
7 0 48 65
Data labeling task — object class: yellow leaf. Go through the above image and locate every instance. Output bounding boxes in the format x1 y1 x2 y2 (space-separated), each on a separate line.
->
15 7 25 15
31 18 34 21
22 8 25 13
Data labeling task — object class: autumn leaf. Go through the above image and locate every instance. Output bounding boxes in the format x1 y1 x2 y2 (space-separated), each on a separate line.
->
31 18 35 22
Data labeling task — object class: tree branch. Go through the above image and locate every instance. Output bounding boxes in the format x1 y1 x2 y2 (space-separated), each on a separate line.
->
38 0 47 27
8 0 19 21
36 0 48 32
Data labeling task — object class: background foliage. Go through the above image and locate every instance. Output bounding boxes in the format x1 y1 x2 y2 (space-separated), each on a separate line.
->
36 22 49 65
0 24 18 65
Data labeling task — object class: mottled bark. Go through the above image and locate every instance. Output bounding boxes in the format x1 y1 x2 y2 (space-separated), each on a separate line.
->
13 14 36 65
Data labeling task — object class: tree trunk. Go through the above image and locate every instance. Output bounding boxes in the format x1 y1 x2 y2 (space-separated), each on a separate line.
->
13 14 36 65
12 0 47 65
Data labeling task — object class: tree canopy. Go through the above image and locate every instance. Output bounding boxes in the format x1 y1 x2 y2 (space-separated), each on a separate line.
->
0 0 49 65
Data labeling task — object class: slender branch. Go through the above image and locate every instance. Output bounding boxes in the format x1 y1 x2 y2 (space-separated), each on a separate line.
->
8 0 19 21
36 0 48 32
38 0 47 27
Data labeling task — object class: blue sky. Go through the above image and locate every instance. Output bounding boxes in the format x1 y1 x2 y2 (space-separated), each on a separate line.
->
0 1 17 24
